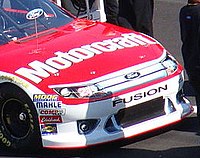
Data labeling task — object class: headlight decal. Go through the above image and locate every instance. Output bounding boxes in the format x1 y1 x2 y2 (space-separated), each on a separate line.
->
52 85 111 99
161 54 178 75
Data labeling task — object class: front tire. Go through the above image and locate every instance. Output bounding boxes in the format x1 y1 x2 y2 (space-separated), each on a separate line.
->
0 83 41 150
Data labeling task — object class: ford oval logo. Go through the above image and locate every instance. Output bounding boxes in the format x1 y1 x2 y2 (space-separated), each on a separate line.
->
125 72 140 80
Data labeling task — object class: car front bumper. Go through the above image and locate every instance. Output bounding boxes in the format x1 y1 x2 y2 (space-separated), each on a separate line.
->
40 72 193 148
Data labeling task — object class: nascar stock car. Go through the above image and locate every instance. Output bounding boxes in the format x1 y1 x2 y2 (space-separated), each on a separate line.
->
0 0 193 150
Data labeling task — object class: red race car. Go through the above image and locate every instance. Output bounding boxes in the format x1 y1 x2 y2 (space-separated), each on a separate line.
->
0 0 193 150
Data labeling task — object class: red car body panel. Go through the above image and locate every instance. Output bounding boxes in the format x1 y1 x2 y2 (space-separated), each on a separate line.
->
0 20 164 93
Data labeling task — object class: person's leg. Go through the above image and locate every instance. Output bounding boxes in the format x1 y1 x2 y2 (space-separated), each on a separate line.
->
104 0 119 25
187 71 200 123
133 0 154 36
118 0 134 30
118 0 153 36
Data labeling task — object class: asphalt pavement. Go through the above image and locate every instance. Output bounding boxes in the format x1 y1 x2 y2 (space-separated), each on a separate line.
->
1 0 200 157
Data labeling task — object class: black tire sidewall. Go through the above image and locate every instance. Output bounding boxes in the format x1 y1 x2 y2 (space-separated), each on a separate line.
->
0 83 41 150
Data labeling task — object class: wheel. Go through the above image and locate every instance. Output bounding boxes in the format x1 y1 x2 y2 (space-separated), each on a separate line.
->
0 83 41 150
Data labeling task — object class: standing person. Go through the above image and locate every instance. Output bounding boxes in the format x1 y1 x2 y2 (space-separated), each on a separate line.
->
104 0 119 25
179 0 200 120
118 0 154 36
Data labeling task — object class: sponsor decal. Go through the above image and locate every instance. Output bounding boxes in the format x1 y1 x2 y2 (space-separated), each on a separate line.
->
125 72 140 80
39 109 65 116
41 124 57 135
33 94 62 109
0 75 29 88
0 129 11 147
33 94 59 101
15 33 157 83
24 103 35 130
40 116 62 124
113 84 167 107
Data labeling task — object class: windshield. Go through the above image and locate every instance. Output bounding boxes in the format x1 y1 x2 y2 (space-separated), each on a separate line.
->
0 0 73 45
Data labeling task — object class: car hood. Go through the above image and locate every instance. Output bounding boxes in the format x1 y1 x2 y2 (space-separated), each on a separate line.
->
0 19 165 91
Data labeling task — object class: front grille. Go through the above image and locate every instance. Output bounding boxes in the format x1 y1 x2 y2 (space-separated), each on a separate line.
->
96 63 167 94
115 97 165 128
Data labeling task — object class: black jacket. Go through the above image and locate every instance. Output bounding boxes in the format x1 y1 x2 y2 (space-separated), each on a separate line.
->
180 4 200 72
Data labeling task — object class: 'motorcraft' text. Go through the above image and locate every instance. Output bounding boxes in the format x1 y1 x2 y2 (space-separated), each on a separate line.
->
15 33 156 83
